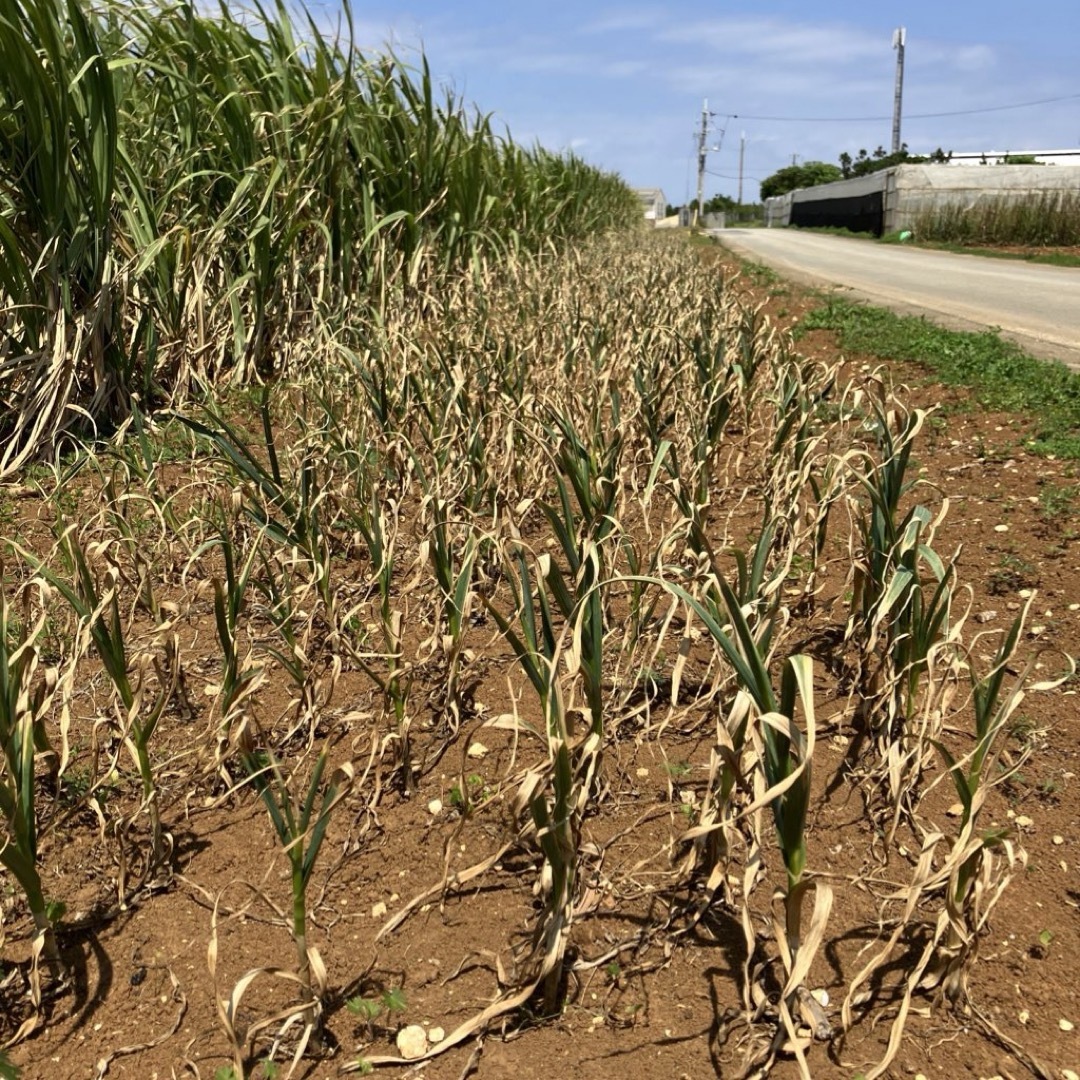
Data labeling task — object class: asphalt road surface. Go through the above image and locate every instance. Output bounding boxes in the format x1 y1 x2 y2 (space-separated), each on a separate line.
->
715 228 1080 368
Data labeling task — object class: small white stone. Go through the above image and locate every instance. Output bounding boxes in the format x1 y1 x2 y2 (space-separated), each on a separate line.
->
371 901 387 918
396 1024 429 1059
467 741 489 759
810 988 829 1007
427 799 443 815
1031 625 1047 636
1015 815 1034 828
994 524 1009 532
946 802 965 818
1053 835 1065 845
1019 1009 1030 1024
1019 589 1034 599
1060 1018 1075 1032
636 766 649 778
428 1026 445 1044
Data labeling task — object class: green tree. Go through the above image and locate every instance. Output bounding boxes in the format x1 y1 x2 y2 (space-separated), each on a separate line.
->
839 145 953 178
704 193 737 214
759 161 842 200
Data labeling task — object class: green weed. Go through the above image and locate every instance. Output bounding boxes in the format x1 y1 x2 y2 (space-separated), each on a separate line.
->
798 299 1080 458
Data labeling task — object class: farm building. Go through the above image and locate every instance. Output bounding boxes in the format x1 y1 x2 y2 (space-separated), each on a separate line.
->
634 187 666 223
946 148 1080 166
763 162 1080 235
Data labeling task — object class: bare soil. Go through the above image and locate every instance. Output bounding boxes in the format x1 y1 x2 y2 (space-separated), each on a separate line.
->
3 248 1079 1080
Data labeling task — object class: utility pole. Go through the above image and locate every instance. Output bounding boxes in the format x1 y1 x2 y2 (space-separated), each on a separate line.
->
695 98 709 226
891 27 906 154
737 132 746 206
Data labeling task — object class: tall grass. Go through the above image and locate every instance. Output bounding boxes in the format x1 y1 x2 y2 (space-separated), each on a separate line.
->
0 0 638 475
914 190 1080 246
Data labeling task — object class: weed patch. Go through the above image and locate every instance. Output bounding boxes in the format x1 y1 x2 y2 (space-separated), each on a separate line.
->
797 298 1080 457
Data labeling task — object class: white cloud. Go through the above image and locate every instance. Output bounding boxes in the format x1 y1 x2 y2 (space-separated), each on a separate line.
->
579 9 664 35
659 17 888 67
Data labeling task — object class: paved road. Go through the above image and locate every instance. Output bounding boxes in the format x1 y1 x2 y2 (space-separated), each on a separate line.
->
715 228 1080 367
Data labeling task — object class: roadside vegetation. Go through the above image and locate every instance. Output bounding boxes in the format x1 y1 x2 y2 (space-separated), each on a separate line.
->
914 190 1080 248
889 240 1080 268
780 224 1080 267
797 298 1080 458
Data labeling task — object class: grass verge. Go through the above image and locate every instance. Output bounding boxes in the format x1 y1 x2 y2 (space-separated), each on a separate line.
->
880 234 1080 268
796 298 1080 458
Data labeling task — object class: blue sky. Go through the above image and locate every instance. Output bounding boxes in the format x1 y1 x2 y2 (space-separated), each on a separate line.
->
338 1 1079 205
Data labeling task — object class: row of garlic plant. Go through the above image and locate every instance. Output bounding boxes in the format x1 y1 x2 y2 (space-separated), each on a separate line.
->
0 231 1056 1076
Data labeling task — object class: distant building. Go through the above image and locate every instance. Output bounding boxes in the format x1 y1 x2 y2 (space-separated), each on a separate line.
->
946 148 1080 166
634 188 666 223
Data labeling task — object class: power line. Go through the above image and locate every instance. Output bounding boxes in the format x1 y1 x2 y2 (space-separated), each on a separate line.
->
707 169 767 181
729 91 1080 123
